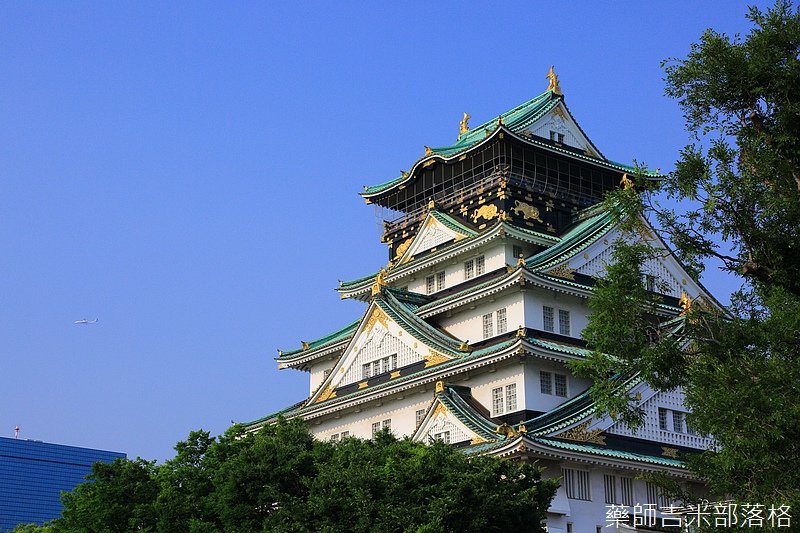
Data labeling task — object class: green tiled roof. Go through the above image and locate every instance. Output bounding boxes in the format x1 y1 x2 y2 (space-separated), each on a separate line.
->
429 209 479 237
533 437 685 468
277 318 361 360
438 384 501 442
525 208 614 271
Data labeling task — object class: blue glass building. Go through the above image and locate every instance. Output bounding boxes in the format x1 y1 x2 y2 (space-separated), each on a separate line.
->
0 436 125 531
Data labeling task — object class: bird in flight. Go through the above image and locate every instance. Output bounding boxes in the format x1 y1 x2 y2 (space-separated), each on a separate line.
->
74 318 99 325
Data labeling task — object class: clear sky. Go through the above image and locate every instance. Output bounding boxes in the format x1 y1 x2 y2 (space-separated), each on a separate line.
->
1 1 772 462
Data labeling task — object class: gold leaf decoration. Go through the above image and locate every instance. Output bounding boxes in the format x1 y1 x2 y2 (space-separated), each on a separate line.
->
661 446 679 458
393 238 413 259
510 200 543 222
546 263 576 280
553 420 606 445
315 386 337 403
470 435 488 445
471 204 499 223
424 352 451 368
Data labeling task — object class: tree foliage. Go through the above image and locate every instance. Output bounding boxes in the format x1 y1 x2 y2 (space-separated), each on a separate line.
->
573 1 800 525
23 419 556 532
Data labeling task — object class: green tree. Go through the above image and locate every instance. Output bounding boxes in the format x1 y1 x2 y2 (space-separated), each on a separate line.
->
47 420 556 532
573 0 800 527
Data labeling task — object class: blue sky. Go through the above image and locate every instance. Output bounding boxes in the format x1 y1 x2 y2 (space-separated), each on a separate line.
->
0 2 771 462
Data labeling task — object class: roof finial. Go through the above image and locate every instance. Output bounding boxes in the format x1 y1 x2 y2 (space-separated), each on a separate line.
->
372 268 388 296
516 325 526 337
435 381 445 393
458 340 471 352
546 65 562 96
301 341 310 350
620 173 634 190
459 112 471 136
679 291 693 314
424 146 433 156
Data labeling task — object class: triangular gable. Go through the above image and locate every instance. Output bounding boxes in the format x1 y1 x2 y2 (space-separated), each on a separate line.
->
547 216 721 308
395 210 475 264
307 302 458 404
412 383 496 445
522 100 603 159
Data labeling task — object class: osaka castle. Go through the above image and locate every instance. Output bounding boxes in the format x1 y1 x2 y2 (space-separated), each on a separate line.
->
246 69 716 532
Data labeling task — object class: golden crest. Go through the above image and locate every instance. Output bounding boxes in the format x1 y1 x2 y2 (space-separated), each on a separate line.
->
424 352 451 368
661 447 679 458
315 386 337 403
364 306 389 333
546 263 576 280
553 420 606 445
546 65 563 95
459 112 471 136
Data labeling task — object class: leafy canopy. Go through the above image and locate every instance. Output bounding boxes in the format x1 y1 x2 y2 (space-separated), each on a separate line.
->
572 0 800 521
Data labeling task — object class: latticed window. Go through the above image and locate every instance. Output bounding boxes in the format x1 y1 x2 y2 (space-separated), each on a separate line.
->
381 419 391 432
554 373 567 397
558 309 571 335
482 313 494 339
492 387 504 415
604 474 617 504
658 408 669 430
371 422 381 438
543 306 554 332
673 411 684 433
426 275 435 294
563 468 591 500
362 363 372 380
340 431 349 438
330 433 340 442
505 383 517 412
436 271 445 291
620 477 634 506
464 259 474 280
540 371 553 394
496 308 507 333
415 409 426 427
432 431 450 444
646 482 668 507
513 245 523 261
475 256 485 276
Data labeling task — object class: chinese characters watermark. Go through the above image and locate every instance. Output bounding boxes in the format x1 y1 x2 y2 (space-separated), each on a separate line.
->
605 501 791 528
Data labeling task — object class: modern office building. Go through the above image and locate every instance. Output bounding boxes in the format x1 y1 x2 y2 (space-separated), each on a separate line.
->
246 69 718 531
0 436 125 531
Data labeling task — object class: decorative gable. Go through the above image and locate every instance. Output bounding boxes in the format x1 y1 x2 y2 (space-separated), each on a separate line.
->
412 384 494 446
308 303 457 404
395 210 474 264
523 102 602 158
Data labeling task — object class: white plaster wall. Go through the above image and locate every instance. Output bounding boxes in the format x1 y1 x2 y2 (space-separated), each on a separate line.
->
308 357 338 396
523 359 593 413
307 387 436 441
437 291 524 343
394 242 507 295
465 360 527 417
522 286 589 339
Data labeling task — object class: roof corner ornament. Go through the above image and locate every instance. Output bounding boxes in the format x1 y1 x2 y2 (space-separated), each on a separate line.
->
371 268 388 296
495 422 518 438
516 325 526 338
517 254 526 268
459 112 471 137
620 172 634 190
458 340 471 352
435 380 445 393
301 341 310 351
517 422 527 434
679 291 693 314
424 146 433 156
427 199 437 210
546 65 563 96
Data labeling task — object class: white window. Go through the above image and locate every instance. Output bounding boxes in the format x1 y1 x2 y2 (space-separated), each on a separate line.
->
492 387 504 415
492 384 518 415
620 476 634 506
505 383 517 412
436 271 445 291
540 371 553 395
673 411 684 433
604 474 617 504
323 368 332 379
646 482 668 507
362 363 372 380
543 306 554 332
340 430 349 438
363 354 397 379
563 468 591 500
687 418 697 436
426 275 435 295
658 408 669 430
330 433 340 442
554 373 568 397
415 409 426 427
496 308 507 333
464 259 474 280
558 309 571 335
644 274 656 292
482 313 494 339
381 419 391 432
475 256 485 276
432 431 450 444
371 422 381 438
513 245 523 261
